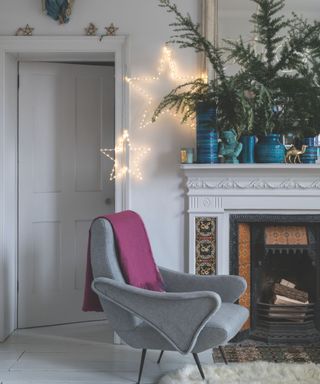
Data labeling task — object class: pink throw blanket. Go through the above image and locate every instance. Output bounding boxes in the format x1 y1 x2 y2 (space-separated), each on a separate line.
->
82 210 165 312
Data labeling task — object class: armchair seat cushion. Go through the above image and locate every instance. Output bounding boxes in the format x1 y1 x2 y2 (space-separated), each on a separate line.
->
193 303 249 352
120 303 249 354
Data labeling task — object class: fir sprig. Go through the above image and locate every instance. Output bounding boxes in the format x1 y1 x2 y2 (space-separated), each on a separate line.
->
152 79 211 124
251 0 288 70
159 0 226 82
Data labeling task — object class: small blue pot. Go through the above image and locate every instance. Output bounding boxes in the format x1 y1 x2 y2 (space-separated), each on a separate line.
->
196 103 218 164
239 135 256 163
255 134 285 163
301 137 317 164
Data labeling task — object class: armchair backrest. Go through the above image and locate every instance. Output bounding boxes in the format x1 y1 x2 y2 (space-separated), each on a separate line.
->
90 218 141 331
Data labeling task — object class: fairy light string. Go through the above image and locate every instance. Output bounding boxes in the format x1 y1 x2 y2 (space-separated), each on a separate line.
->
101 47 206 181
100 130 151 181
126 46 207 130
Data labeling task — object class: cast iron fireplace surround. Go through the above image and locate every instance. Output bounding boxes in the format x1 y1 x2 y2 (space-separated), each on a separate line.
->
230 214 320 344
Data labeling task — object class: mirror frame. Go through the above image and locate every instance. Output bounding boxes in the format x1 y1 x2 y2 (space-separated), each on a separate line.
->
202 0 219 80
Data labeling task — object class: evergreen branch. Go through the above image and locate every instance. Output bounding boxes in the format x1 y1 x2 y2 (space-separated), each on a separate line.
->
152 79 211 124
159 0 226 81
225 38 266 83
251 0 287 71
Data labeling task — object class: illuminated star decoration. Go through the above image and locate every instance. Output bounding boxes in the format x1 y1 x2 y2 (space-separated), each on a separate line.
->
100 130 151 181
125 46 207 130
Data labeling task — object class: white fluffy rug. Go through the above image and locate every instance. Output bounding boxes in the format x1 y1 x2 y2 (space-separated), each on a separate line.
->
158 362 320 384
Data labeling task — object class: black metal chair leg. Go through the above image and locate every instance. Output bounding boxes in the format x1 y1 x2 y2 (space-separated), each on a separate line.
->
219 346 228 365
192 353 205 380
137 349 147 384
157 350 164 364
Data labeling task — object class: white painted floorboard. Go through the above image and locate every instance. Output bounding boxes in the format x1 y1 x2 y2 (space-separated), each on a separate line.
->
0 321 214 384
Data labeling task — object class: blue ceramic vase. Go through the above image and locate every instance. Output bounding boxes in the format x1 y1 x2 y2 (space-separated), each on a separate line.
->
301 137 317 164
239 135 256 163
255 134 285 163
196 103 218 164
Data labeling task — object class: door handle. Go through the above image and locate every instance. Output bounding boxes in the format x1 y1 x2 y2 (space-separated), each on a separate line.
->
105 198 113 205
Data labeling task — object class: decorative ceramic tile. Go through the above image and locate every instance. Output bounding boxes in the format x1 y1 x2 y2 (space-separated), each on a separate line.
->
265 225 308 245
238 223 251 330
195 217 216 275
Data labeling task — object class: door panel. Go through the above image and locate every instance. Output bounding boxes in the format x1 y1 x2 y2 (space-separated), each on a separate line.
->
18 62 115 328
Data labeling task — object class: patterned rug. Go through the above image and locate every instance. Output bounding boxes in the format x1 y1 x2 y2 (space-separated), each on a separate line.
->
212 345 320 364
158 362 320 384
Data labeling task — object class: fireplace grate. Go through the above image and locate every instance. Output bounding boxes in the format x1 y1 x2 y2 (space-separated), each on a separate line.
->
257 301 314 322
252 302 320 344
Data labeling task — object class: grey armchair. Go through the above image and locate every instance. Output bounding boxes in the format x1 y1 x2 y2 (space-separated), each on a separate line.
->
90 218 249 383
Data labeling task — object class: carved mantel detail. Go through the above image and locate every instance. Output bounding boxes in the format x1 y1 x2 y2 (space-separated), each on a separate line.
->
187 177 320 191
181 164 320 275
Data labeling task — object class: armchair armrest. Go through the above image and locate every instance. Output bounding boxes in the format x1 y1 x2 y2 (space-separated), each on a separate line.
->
92 277 221 354
159 267 247 303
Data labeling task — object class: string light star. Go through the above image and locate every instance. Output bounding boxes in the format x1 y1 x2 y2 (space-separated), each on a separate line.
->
100 130 151 181
126 46 207 130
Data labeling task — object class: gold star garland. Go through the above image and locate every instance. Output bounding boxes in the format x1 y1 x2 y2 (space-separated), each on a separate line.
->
104 23 119 36
16 24 34 36
85 23 98 36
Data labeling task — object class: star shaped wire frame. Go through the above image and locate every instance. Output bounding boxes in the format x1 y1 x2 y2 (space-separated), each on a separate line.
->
125 46 207 130
100 130 151 181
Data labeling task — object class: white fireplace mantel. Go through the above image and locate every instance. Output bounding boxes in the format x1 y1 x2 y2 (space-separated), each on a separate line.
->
181 164 320 275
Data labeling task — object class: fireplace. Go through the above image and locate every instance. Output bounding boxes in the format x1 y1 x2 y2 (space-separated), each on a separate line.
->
230 214 320 344
181 163 320 343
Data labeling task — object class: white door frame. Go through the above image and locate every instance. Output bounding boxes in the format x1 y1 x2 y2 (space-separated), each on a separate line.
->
0 36 130 341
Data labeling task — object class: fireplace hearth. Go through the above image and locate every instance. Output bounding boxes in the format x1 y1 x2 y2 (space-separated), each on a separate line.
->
230 214 320 344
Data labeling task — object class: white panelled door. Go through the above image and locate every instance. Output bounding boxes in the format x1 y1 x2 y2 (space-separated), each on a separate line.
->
18 62 115 328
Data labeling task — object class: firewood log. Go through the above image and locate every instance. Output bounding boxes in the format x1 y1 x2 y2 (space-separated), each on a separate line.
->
273 283 308 302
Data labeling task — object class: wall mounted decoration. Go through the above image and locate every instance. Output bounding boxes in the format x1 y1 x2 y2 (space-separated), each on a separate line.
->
85 23 98 36
42 0 74 24
104 23 119 36
16 24 34 36
100 130 150 181
126 46 203 131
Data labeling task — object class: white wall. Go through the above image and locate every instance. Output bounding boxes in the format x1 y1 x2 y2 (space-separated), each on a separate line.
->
219 0 320 41
0 0 200 282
